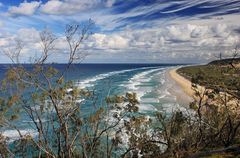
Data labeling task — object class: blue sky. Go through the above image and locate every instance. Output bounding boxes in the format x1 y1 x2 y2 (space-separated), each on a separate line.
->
0 0 240 63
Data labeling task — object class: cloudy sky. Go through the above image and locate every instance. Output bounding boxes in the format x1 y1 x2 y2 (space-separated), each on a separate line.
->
0 0 240 63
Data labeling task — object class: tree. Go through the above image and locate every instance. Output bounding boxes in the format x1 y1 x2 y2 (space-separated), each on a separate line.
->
0 21 92 157
0 21 151 158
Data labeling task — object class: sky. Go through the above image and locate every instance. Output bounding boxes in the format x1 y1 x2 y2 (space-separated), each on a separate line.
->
0 0 240 63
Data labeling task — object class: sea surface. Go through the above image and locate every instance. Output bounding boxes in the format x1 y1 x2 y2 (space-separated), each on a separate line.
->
0 64 186 141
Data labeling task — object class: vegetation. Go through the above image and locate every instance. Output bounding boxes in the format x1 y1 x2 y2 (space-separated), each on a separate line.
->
177 58 240 99
0 23 239 157
208 57 240 66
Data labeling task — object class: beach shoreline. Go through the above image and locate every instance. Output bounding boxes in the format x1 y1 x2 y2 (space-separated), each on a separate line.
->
168 67 206 99
169 68 195 98
167 67 206 105
165 68 193 107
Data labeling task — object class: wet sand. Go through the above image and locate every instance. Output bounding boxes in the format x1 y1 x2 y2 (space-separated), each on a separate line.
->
168 68 206 101
165 68 193 107
169 68 195 97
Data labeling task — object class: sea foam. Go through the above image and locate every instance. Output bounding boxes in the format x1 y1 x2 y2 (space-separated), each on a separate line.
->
75 67 159 89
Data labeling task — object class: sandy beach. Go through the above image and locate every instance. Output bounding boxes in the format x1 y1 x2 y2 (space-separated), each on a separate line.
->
169 69 194 97
165 68 193 106
168 68 205 102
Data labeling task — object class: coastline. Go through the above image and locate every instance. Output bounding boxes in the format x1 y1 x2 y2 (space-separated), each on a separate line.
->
168 67 240 113
169 68 195 97
168 67 205 102
165 68 193 107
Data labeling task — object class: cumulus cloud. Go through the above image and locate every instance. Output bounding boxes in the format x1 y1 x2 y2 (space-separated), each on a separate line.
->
8 1 41 16
89 25 203 51
40 0 115 15
1 22 239 63
17 28 40 42
0 27 42 63
88 33 129 50
81 23 240 62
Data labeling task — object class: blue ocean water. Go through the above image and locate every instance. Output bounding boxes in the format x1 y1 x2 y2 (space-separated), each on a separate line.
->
0 64 185 141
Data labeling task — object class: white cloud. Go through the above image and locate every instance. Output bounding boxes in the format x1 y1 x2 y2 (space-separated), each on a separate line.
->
8 1 41 16
197 38 219 47
17 27 40 42
81 23 240 62
105 0 116 7
1 22 239 63
40 0 65 15
212 24 230 37
0 2 3 7
40 0 115 15
89 33 129 50
0 28 42 63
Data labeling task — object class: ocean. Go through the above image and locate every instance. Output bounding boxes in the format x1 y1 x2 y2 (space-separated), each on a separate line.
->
0 64 187 141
